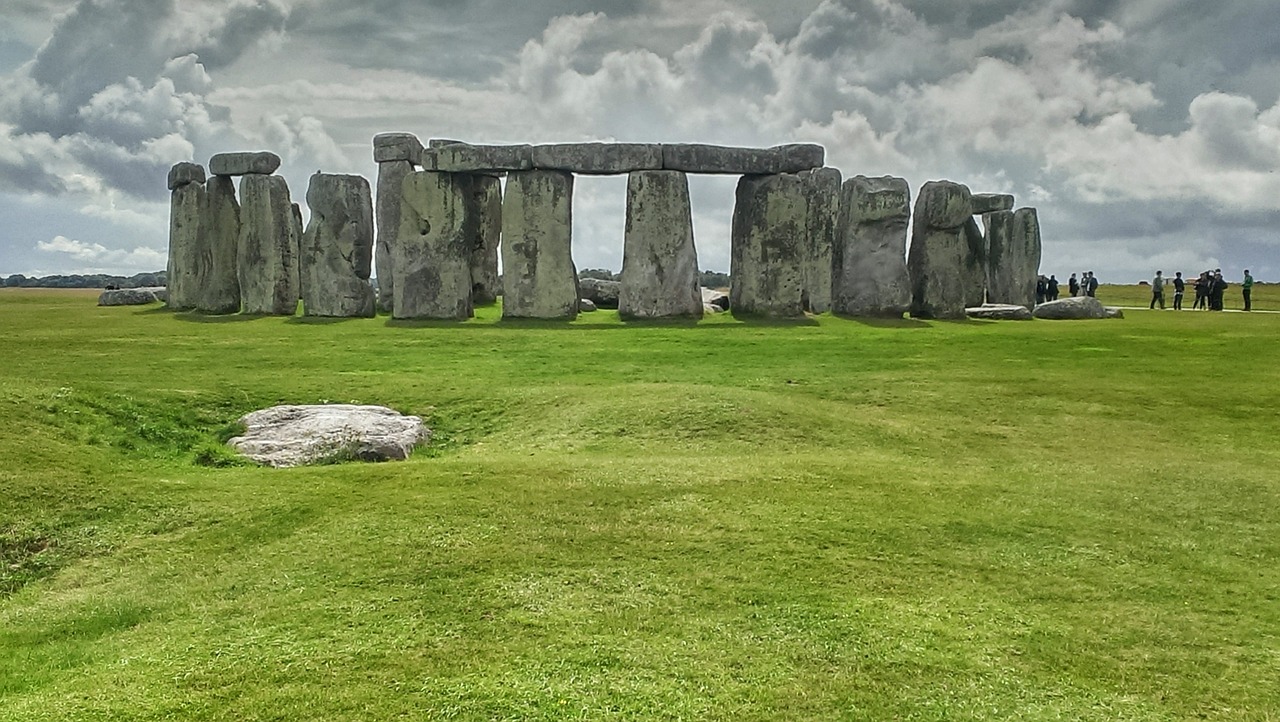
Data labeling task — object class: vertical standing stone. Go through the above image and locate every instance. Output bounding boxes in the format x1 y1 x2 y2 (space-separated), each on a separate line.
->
908 181 974 319
199 175 242 313
800 167 841 313
394 172 474 320
167 173 206 311
832 175 911 317
501 170 578 320
963 216 988 307
619 170 702 319
467 175 502 305
238 174 300 315
730 173 807 318
300 173 376 318
983 208 1043 309
375 160 414 313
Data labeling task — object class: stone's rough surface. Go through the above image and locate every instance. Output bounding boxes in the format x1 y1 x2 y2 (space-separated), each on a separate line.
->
501 170 579 319
702 287 730 311
1105 306 1125 319
800 167 841 313
833 175 911 317
972 193 1015 214
98 287 163 305
228 404 429 468
465 175 503 304
966 303 1033 320
237 174 300 315
198 175 242 313
619 170 702 319
908 180 974 319
167 162 206 190
774 144 826 173
395 172 474 320
372 132 424 163
374 159 413 313
963 215 988 306
532 143 663 174
428 144 534 173
210 151 281 176
1032 295 1113 319
300 173 376 318
661 144 812 174
579 278 620 308
166 181 205 311
428 138 464 149
579 298 598 312
984 208 1042 308
730 173 807 317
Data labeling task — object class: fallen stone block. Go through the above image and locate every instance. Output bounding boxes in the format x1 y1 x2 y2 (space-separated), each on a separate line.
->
98 288 162 306
228 404 429 467
1031 295 1112 319
966 303 1032 320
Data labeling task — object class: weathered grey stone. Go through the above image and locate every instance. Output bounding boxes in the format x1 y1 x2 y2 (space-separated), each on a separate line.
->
1032 295 1111 319
374 160 413 313
702 287 729 311
427 144 533 173
428 138 464 149
800 167 841 313
619 170 702 320
730 173 807 318
965 303 1033 320
237 174 300 315
373 132 424 164
532 143 663 174
198 175 242 313
908 180 973 319
972 193 1015 214
394 172 474 320
580 278 620 309
166 181 205 311
662 144 777 174
209 151 281 176
963 215 988 307
98 287 162 306
465 175 502 304
703 302 723 314
579 298 598 312
774 144 826 173
228 404 429 468
984 208 1042 309
1105 306 1125 319
167 162 206 190
300 173 376 318
832 175 911 318
501 170 578 319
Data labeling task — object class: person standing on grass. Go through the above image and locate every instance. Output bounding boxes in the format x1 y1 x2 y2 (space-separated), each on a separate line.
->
1035 275 1047 305
1172 271 1185 310
1048 275 1060 301
1069 273 1079 297
1087 272 1099 298
1243 269 1254 311
1150 270 1166 309
1194 271 1210 309
1211 271 1227 311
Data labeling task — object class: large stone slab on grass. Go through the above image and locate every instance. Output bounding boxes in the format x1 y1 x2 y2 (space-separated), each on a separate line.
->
1031 295 1110 319
98 287 163 305
966 303 1033 320
579 278 620 309
228 404 429 467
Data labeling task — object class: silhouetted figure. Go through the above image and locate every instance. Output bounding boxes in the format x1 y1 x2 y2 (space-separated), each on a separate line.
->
1068 273 1079 297
1172 272 1184 310
1210 271 1227 311
1243 269 1254 311
1086 272 1099 298
1149 270 1165 310
1047 275 1059 301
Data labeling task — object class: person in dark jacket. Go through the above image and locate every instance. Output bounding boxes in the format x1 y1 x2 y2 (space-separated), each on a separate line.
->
1086 272 1099 297
1193 271 1210 309
1210 271 1227 311
1068 273 1079 297
1172 271 1185 310
1047 275 1060 301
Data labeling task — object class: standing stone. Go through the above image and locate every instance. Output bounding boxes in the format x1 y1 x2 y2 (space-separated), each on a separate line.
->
800 167 841 313
466 175 502 304
300 173 376 318
985 207 1042 308
394 172 474 320
238 174 300 315
832 176 911 317
199 175 242 313
908 181 973 319
963 216 988 307
619 170 702 319
167 162 206 190
375 159 414 313
167 174 206 311
730 173 807 318
501 170 578 319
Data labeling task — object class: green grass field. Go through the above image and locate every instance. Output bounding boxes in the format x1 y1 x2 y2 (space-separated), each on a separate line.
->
2 286 1279 721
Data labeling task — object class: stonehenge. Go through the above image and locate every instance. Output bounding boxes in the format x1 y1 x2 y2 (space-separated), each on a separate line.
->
166 136 1044 323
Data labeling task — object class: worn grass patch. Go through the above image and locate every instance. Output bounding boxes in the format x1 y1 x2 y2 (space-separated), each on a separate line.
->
1 288 1279 721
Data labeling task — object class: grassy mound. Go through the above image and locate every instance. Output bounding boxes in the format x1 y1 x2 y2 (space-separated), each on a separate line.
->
1 287 1278 720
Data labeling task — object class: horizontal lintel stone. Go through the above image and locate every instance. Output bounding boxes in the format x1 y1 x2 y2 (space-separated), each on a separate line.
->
425 144 534 173
373 132 424 164
167 162 206 190
531 143 663 174
410 141 827 175
209 151 281 176
971 193 1015 214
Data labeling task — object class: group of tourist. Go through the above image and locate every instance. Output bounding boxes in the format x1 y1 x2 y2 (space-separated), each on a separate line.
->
1034 272 1101 305
1148 269 1254 311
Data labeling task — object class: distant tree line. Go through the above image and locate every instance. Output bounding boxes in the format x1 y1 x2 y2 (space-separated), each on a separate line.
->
1 271 167 289
578 269 730 288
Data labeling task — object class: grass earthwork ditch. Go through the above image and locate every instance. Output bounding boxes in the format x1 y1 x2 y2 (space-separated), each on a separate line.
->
1 287 1278 721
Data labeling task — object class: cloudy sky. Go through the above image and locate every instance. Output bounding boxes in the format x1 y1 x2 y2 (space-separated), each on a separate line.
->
1 0 1278 282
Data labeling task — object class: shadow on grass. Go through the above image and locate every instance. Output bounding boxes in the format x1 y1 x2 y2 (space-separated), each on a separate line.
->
844 315 932 329
285 315 369 326
170 312 270 324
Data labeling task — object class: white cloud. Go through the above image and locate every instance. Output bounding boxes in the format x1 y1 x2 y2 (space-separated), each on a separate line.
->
36 234 166 272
